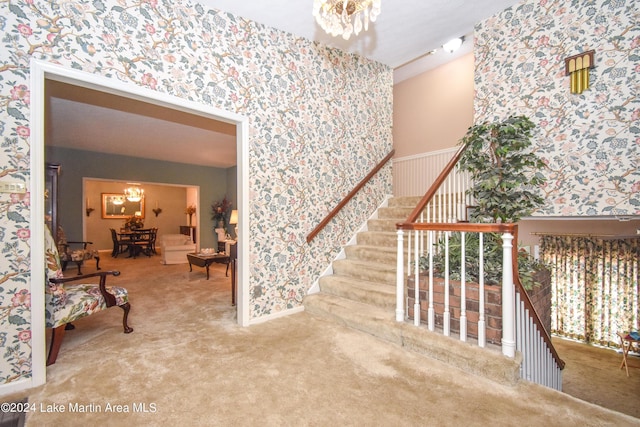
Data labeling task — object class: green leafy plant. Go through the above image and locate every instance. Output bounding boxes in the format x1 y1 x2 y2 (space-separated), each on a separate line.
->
420 232 548 289
459 115 547 223
420 115 549 289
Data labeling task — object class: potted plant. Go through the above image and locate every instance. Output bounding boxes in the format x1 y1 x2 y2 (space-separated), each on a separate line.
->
459 115 547 224
422 115 549 289
211 197 232 242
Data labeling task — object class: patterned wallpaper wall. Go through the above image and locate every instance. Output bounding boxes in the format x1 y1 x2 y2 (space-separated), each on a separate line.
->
474 0 639 217
0 1 392 384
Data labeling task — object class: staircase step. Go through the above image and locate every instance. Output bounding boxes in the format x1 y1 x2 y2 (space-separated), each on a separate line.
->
303 293 520 386
344 245 398 266
304 293 401 343
388 196 422 207
356 230 397 247
367 218 400 232
319 275 396 309
378 206 414 219
332 259 396 285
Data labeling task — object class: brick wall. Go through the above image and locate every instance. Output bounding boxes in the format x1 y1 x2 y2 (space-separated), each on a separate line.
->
407 270 551 345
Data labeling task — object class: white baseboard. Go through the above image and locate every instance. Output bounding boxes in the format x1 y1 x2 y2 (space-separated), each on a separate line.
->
248 306 305 325
0 378 33 398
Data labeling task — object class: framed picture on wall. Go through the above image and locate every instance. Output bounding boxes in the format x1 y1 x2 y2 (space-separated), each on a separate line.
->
101 193 145 219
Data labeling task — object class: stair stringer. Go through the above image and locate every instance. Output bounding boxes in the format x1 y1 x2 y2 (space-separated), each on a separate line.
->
307 194 393 295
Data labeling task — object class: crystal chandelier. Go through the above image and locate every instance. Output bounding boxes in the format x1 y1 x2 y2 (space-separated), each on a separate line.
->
111 195 124 205
124 186 144 202
313 0 381 40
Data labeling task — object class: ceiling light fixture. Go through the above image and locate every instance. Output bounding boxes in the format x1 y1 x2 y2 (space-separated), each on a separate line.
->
111 195 124 206
442 37 464 54
124 186 144 202
313 0 381 40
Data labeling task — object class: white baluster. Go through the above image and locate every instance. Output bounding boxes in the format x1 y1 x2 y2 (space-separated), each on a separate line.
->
444 232 450 336
478 233 486 347
413 230 420 327
396 229 405 322
428 230 435 331
460 232 467 341
501 233 516 358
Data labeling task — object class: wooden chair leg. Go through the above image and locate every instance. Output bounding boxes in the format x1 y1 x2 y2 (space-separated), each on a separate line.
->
75 261 83 275
95 255 101 270
47 325 67 366
120 303 134 334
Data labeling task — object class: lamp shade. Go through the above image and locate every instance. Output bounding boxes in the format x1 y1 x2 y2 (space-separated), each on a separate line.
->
229 210 238 225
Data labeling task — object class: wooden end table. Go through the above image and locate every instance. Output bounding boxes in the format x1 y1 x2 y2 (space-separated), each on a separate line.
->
186 252 230 280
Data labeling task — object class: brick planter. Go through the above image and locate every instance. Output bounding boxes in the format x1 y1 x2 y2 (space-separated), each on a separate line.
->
407 269 551 345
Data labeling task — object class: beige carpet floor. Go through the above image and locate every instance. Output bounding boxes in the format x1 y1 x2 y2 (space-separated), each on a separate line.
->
3 252 639 426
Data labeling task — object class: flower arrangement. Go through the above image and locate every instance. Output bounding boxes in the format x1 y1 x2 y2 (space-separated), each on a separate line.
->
185 205 196 215
124 215 144 230
211 197 232 226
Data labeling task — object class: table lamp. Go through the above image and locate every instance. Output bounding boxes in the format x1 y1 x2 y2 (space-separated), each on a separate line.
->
229 210 238 240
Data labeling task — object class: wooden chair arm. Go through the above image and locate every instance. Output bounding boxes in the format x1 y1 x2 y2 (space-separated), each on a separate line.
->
49 271 121 307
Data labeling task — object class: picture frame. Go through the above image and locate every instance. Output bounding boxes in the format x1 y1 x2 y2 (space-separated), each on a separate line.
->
101 193 145 219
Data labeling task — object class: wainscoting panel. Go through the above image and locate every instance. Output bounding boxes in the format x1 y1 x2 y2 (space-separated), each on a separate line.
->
393 147 463 197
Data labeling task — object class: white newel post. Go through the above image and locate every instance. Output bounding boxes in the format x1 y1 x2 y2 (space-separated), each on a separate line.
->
501 232 516 358
396 229 405 322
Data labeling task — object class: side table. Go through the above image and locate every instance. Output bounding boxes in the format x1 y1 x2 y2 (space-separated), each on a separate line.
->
618 332 640 377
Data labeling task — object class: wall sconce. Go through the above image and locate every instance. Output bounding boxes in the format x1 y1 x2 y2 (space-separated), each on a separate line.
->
152 207 162 217
86 197 94 216
564 50 595 94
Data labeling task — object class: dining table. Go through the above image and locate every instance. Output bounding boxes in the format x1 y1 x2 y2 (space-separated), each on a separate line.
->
118 228 156 258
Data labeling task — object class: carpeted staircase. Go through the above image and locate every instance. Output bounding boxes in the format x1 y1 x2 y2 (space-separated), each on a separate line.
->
304 196 522 385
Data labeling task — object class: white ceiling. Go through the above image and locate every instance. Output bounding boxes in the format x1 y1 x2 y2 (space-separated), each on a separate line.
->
47 0 522 167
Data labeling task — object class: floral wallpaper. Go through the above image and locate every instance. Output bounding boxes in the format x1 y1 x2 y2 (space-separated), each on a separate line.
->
474 0 639 217
0 0 392 384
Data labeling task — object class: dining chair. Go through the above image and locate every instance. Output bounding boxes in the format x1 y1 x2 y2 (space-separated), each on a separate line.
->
110 228 131 258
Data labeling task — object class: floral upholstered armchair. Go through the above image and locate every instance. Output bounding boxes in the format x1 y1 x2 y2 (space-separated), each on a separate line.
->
45 225 133 365
56 226 100 275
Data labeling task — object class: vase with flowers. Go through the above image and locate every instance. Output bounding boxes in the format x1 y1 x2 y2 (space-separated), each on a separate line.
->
211 197 232 229
124 215 144 231
185 205 196 226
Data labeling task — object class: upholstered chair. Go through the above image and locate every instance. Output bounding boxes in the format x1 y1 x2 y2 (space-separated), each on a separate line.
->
45 225 133 365
56 226 100 275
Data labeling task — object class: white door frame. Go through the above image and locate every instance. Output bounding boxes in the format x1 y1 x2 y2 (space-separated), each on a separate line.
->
28 58 250 390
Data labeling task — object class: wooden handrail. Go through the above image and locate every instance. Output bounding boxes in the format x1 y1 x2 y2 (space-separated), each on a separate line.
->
405 143 468 224
306 149 395 243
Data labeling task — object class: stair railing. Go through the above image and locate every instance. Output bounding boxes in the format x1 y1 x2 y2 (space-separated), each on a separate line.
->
306 149 395 243
396 144 564 390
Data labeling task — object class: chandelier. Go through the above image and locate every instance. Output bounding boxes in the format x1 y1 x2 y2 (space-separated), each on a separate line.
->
111 195 124 205
313 0 381 40
124 186 144 202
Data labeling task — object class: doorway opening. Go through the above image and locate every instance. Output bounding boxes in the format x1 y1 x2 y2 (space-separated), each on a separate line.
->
30 59 249 389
